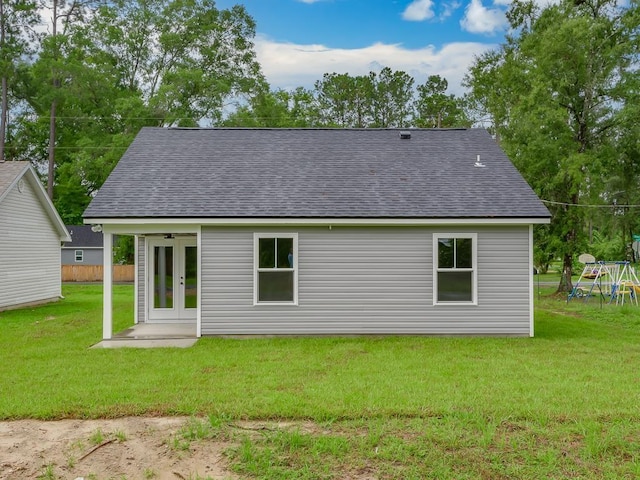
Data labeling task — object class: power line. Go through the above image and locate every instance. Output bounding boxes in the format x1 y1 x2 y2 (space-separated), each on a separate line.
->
541 199 640 208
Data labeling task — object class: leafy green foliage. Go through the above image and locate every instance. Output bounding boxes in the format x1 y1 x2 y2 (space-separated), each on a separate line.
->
465 0 640 291
415 75 470 128
7 0 266 223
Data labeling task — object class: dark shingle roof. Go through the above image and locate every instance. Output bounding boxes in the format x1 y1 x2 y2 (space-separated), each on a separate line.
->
84 128 550 219
63 225 103 248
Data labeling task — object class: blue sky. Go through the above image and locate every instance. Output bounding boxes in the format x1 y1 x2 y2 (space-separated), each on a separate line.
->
214 0 517 94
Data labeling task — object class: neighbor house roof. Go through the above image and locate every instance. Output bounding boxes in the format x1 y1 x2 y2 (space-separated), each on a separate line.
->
63 225 103 248
84 128 550 220
0 161 71 241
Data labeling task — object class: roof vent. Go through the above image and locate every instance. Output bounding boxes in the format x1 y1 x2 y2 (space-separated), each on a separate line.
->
474 154 486 168
399 131 411 140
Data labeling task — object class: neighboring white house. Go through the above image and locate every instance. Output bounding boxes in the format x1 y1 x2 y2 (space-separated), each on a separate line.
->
0 161 71 310
84 128 551 340
62 225 103 266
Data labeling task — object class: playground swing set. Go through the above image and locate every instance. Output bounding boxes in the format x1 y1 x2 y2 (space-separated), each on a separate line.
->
568 261 640 305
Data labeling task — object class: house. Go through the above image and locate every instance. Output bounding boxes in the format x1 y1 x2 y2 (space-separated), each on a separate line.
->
84 127 550 340
62 225 103 265
0 161 71 310
60 226 134 282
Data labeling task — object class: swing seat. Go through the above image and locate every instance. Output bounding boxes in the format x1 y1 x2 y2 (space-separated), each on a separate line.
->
583 271 606 279
615 282 639 305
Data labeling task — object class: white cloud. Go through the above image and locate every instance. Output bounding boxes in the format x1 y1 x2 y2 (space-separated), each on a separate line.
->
460 0 509 35
253 34 496 95
402 0 436 21
493 0 559 6
439 1 462 20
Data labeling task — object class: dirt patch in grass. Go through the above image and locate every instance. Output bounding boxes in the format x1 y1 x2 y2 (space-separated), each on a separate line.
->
0 417 236 480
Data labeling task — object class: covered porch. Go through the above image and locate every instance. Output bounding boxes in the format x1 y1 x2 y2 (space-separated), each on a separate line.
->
95 223 203 342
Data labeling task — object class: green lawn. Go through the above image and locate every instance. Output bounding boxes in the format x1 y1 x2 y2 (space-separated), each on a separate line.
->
1 284 640 478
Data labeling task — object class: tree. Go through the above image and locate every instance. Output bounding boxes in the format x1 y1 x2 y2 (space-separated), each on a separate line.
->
369 67 414 128
222 87 319 127
0 0 39 162
86 0 266 126
414 75 470 128
9 0 266 223
314 68 415 128
314 72 373 127
464 0 639 292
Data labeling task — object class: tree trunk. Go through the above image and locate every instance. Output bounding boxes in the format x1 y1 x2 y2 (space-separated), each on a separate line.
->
0 0 6 162
557 252 574 293
0 76 7 162
47 99 56 199
47 0 58 199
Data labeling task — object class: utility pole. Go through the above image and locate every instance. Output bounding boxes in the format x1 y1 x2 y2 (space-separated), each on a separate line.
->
47 0 59 198
0 0 7 163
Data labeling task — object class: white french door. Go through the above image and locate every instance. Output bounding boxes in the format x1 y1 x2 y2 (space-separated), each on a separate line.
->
148 237 197 322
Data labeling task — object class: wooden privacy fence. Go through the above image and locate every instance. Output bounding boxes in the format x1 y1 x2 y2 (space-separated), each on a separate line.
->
61 265 135 282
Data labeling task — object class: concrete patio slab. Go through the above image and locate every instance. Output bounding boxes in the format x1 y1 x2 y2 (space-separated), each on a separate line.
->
91 323 198 349
92 338 198 348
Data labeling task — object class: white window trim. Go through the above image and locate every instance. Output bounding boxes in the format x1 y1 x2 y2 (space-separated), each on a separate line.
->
433 233 478 306
74 249 84 263
253 233 298 306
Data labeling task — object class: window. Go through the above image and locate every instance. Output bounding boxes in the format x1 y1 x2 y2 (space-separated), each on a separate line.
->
433 234 477 304
254 233 298 304
74 250 84 263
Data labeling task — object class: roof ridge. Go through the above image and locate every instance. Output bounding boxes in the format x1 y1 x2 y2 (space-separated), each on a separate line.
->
164 127 470 132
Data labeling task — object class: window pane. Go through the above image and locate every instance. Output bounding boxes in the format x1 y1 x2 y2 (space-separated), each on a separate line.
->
154 246 174 308
456 238 473 268
258 271 294 302
184 246 197 309
438 238 454 268
259 238 275 268
277 237 294 268
438 271 472 302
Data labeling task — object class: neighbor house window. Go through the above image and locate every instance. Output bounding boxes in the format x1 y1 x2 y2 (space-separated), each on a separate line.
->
433 234 477 304
74 250 84 263
254 233 298 304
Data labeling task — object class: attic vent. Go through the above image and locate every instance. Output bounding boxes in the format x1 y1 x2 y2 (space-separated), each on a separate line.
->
399 131 411 140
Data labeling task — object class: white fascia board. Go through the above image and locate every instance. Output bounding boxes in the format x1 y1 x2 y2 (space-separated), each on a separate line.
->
96 223 202 235
86 217 551 231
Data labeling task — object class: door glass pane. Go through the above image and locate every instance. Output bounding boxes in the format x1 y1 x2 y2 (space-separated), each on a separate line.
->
258 271 294 302
184 246 197 309
437 271 472 302
154 246 173 308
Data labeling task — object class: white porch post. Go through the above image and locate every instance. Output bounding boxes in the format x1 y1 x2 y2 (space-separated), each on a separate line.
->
197 226 202 338
103 231 113 340
529 224 534 338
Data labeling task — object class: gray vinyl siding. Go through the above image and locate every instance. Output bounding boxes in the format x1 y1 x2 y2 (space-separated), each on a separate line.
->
137 236 146 323
0 178 62 310
61 248 103 265
200 226 532 336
